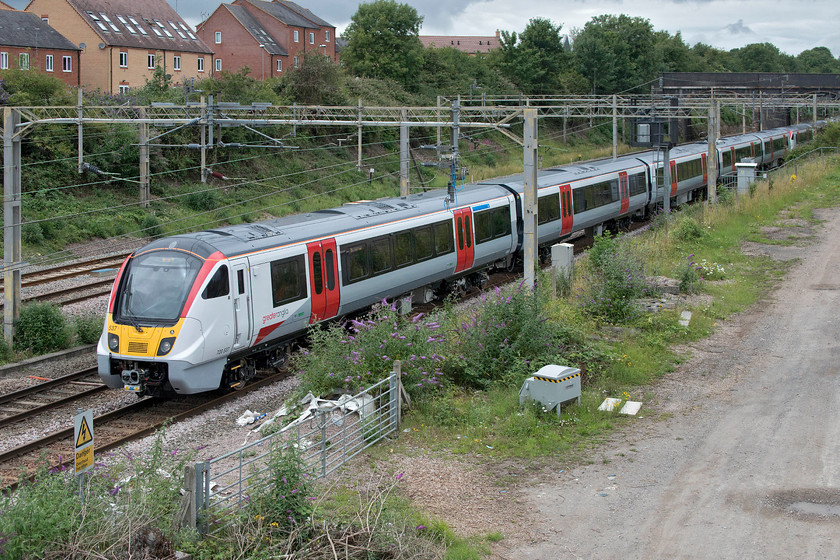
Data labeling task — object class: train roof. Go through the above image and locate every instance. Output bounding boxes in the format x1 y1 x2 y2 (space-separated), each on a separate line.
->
135 181 512 259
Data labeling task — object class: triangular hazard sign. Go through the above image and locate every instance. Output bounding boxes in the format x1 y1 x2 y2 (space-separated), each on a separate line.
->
76 416 93 448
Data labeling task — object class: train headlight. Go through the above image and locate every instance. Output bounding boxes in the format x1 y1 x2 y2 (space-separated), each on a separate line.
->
108 333 119 352
157 337 176 356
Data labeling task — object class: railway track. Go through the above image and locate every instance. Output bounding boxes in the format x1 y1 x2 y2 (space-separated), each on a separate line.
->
0 370 290 488
0 366 105 429
0 253 130 309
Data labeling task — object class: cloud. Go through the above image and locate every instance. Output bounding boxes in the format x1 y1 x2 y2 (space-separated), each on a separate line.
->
723 19 755 36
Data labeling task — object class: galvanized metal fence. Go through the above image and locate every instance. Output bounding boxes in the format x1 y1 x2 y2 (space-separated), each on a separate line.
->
184 364 402 536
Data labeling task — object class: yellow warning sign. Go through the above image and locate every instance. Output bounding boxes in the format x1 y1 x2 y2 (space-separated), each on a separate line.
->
75 416 93 448
75 445 93 472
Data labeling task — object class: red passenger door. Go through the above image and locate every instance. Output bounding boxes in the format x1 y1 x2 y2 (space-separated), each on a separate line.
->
619 171 629 214
560 184 573 235
670 160 678 196
306 239 340 324
729 147 736 172
454 208 474 273
701 153 708 185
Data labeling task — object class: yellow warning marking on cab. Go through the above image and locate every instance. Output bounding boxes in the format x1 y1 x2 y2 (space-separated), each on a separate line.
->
76 416 93 448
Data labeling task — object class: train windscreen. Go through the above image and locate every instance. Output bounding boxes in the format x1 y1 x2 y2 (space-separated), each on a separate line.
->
116 251 203 324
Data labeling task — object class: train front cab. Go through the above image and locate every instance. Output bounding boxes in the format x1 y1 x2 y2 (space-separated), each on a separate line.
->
98 248 234 396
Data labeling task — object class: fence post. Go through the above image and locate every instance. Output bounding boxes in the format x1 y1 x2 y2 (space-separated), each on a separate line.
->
177 464 197 530
390 361 401 430
320 409 327 477
196 461 208 535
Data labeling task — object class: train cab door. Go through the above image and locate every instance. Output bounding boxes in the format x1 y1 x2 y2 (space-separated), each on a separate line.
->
306 239 341 324
559 184 573 235
454 208 475 273
729 147 736 173
669 160 678 197
701 153 708 186
231 262 252 350
619 172 629 214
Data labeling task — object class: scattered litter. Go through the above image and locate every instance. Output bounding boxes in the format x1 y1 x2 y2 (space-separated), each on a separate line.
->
598 398 643 415
679 310 693 327
486 445 494 449
236 410 265 426
598 398 622 412
598 493 608 497
607 474 616 480
255 392 377 434
620 401 642 416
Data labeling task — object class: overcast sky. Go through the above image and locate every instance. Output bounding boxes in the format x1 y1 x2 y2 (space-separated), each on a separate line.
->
12 0 840 58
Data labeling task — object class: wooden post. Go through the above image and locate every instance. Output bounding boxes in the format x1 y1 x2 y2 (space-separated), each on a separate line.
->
177 464 197 529
200 96 207 183
77 88 83 174
707 101 718 203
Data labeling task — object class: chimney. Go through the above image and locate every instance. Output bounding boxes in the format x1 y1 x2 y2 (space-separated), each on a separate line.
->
495 29 500 38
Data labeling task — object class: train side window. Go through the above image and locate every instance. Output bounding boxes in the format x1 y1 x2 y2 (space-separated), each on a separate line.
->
573 188 585 214
415 226 433 261
370 237 392 275
464 216 473 249
237 269 245 295
433 221 453 255
270 255 305 307
312 252 323 295
538 194 560 224
456 217 464 250
493 206 511 238
343 243 368 283
629 173 646 196
394 231 412 268
474 210 492 243
202 265 229 299
325 249 335 290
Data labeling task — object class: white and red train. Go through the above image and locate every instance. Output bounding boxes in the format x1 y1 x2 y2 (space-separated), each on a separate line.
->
98 121 819 397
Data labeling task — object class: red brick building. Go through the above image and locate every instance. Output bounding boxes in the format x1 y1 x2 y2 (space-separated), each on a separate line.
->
197 0 336 80
0 9 81 87
26 0 213 94
420 32 501 55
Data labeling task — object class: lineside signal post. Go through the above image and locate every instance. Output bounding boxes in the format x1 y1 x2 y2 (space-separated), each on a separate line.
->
74 409 94 499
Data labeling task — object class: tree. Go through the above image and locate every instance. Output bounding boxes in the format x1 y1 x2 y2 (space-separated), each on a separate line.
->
341 0 424 88
495 17 572 94
281 51 345 105
796 47 840 73
729 42 795 72
573 14 657 94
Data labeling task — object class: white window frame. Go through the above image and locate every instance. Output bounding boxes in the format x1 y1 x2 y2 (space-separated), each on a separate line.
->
41 17 49 24
147 53 155 69
19 52 29 70
119 51 127 67
215 31 221 44
118 84 130 94
309 32 314 44
0 52 8 70
62 56 72 72
215 58 221 72
197 57 205 72
276 59 282 72
173 55 181 71
293 30 299 43
45 54 54 72
325 30 330 42
294 55 299 68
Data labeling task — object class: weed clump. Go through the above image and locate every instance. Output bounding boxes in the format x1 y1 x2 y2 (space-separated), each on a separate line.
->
579 233 653 323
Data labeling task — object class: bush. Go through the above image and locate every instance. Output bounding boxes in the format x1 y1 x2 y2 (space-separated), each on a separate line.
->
580 233 653 323
139 214 163 238
446 282 566 389
671 216 706 242
74 314 104 345
676 254 702 294
184 188 220 212
250 443 314 536
294 301 446 399
14 302 71 354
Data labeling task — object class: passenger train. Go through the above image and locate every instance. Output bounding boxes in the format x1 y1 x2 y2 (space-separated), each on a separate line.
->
98 121 819 397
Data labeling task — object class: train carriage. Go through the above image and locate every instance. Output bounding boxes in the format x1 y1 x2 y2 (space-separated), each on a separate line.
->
99 120 821 397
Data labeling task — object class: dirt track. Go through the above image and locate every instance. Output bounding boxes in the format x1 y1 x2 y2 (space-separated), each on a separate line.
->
495 207 840 559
